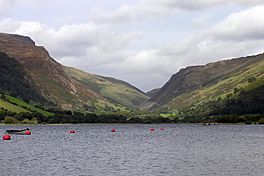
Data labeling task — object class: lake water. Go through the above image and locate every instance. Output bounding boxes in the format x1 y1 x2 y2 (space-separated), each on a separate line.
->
1 124 264 176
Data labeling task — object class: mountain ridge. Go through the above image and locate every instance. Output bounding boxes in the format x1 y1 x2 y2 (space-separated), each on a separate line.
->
147 53 264 116
0 33 148 111
150 54 264 105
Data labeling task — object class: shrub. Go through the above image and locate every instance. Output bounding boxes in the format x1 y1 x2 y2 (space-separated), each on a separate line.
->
3 116 19 124
21 118 38 124
258 118 264 124
248 76 256 83
233 87 239 94
0 94 6 100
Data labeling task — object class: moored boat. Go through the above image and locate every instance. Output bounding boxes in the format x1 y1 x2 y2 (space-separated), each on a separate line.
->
6 128 31 135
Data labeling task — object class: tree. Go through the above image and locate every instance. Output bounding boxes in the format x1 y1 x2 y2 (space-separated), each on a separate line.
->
0 94 5 100
233 87 239 94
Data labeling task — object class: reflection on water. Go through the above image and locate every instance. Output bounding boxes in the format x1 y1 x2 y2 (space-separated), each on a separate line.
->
1 124 264 176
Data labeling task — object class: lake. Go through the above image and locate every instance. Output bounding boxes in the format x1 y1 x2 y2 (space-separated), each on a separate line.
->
1 124 264 176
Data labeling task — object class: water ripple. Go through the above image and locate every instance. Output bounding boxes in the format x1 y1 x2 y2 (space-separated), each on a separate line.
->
1 124 264 176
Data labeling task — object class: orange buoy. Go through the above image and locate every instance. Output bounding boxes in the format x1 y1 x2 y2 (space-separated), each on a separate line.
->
69 130 75 133
3 134 11 140
111 128 116 132
25 130 31 135
150 128 155 132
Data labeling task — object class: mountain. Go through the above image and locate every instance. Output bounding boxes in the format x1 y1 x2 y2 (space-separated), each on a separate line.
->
64 67 148 108
146 88 160 97
148 53 264 115
0 52 48 104
0 33 148 111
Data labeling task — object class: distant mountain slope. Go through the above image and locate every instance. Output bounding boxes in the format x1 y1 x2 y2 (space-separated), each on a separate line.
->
64 67 148 109
0 33 148 111
148 53 264 113
146 88 160 97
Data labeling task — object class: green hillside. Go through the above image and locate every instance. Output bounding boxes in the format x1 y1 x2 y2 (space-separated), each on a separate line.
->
0 98 28 113
64 67 149 109
149 53 264 116
0 94 52 116
4 95 53 116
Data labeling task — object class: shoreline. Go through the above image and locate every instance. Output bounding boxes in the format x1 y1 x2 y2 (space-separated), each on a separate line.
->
0 122 262 126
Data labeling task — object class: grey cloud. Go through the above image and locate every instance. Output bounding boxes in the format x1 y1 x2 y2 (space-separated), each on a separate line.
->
92 0 264 24
151 0 264 10
191 14 211 28
0 0 15 12
0 0 40 12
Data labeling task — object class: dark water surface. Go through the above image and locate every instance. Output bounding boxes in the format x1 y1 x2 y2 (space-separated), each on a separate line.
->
1 124 264 176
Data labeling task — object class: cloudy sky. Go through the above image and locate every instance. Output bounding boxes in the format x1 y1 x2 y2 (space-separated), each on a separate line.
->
1 0 264 91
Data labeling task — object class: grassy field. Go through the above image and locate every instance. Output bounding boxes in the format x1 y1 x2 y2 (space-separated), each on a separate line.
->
4 95 52 116
0 94 53 116
0 98 28 113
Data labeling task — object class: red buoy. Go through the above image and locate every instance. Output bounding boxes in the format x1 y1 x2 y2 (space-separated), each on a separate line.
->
111 128 116 132
3 134 11 140
150 128 155 132
25 130 31 135
69 130 75 133
160 128 164 131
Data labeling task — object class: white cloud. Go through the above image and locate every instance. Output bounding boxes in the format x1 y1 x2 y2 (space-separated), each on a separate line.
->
0 19 142 58
210 5 264 41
